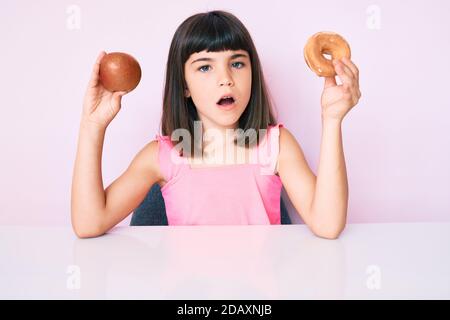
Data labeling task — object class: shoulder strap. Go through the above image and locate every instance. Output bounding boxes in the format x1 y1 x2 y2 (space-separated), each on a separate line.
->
155 134 188 182
256 123 284 175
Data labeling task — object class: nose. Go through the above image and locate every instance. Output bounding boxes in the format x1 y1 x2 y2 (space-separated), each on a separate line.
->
220 78 233 86
218 69 234 87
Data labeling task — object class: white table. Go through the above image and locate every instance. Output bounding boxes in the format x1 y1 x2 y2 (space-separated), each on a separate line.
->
0 223 449 299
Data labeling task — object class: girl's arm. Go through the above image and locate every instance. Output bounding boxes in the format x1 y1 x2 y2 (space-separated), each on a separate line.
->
71 120 163 238
71 51 163 238
277 124 347 239
278 57 360 239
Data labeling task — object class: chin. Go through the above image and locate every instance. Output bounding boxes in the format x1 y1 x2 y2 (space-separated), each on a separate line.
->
218 113 243 127
211 119 237 130
199 106 246 129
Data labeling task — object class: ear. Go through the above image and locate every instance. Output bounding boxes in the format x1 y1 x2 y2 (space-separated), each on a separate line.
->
184 88 191 98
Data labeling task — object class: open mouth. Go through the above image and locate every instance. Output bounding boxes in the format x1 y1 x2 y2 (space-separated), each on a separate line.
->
217 97 235 106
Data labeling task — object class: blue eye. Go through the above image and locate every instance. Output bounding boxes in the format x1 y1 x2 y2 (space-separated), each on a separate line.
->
198 62 246 73
199 65 211 72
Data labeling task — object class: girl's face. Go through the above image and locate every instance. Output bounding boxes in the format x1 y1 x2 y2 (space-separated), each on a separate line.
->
184 50 252 131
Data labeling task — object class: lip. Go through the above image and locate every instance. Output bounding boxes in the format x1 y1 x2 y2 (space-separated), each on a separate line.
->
216 100 237 111
217 93 236 103
216 93 237 110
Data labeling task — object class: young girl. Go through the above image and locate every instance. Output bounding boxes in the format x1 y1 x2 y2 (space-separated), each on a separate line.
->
71 10 361 239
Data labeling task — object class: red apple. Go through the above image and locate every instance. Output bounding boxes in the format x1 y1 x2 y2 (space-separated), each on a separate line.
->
99 52 141 92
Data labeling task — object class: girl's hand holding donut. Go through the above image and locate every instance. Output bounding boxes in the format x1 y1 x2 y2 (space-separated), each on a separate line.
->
81 51 128 130
320 57 361 122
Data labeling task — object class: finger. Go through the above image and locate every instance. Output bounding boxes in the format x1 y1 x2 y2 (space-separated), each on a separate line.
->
341 57 359 79
342 58 361 98
342 82 355 101
113 91 127 99
114 90 127 101
334 59 354 86
324 76 337 89
110 91 126 112
338 58 361 97
88 51 107 88
342 82 361 105
335 59 354 79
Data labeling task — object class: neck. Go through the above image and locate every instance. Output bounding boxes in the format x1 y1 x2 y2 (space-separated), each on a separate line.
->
202 122 238 135
197 120 240 159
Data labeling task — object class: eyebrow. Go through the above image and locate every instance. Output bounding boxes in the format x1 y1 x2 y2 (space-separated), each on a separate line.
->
191 53 249 65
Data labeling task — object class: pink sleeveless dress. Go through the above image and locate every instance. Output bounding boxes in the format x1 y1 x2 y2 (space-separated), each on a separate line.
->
155 123 284 225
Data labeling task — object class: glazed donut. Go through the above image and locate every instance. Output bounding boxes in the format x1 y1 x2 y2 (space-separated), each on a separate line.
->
304 31 351 77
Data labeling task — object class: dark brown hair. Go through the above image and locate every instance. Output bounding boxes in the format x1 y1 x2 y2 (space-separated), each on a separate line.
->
160 10 278 157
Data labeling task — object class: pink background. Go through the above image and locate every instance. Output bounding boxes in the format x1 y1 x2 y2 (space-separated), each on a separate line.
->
1 0 449 226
